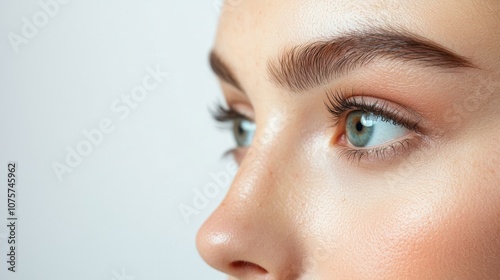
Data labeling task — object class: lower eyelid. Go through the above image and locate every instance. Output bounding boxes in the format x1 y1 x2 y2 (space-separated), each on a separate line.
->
336 133 424 163
226 147 249 165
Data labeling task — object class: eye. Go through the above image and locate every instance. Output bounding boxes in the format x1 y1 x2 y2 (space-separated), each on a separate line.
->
325 90 423 162
232 118 256 147
346 111 410 148
210 102 256 149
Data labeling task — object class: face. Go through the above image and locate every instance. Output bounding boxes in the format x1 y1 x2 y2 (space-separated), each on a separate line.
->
197 0 500 279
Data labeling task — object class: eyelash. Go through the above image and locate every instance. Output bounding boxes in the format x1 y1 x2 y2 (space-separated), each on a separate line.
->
210 101 248 157
324 89 422 162
211 102 245 123
211 91 423 163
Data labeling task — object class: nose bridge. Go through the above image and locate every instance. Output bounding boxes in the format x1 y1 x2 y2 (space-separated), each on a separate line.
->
230 112 305 234
197 119 306 279
229 109 300 216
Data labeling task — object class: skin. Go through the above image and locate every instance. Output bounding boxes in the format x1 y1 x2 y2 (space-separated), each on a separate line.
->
196 0 500 279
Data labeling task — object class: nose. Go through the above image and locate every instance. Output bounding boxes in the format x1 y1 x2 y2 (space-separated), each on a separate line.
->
196 148 304 280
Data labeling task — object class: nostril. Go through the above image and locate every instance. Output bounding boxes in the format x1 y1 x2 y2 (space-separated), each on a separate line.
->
231 260 268 274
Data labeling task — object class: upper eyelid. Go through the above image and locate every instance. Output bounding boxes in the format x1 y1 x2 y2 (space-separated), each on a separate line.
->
211 102 248 122
324 89 421 131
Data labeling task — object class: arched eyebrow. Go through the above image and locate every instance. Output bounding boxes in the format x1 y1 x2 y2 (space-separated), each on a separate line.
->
267 28 476 93
209 28 476 94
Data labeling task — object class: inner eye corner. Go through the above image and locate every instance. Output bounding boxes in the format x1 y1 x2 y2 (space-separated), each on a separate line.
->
330 127 347 147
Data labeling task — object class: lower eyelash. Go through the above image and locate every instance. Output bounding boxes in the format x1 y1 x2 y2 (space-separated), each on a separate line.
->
338 137 420 163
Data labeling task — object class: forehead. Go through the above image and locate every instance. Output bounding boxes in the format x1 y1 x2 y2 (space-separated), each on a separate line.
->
213 0 500 90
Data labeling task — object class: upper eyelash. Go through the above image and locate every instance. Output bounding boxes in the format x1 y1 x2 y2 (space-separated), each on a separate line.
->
324 89 421 131
210 101 244 123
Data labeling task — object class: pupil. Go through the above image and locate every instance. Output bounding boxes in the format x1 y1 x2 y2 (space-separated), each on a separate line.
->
356 121 364 132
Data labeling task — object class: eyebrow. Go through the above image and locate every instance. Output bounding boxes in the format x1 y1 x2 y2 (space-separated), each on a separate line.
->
209 50 244 92
267 28 475 92
209 28 475 93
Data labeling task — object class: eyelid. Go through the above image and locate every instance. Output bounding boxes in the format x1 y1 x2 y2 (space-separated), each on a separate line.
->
337 136 423 163
324 89 422 131
211 102 242 122
229 102 255 120
211 101 255 123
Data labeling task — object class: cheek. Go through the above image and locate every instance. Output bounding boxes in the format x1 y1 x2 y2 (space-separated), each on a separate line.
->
307 143 500 279
348 165 500 278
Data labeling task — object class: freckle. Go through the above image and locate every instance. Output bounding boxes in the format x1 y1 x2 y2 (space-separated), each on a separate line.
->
268 169 274 180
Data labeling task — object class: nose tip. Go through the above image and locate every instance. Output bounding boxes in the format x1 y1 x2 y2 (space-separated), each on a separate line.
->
196 230 232 269
196 204 303 280
196 228 270 279
196 222 269 279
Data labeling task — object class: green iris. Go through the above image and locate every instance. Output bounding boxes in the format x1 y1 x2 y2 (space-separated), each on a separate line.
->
346 111 375 147
232 118 256 147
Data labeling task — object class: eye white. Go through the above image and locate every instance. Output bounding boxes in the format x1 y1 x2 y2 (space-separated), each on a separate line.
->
363 116 408 147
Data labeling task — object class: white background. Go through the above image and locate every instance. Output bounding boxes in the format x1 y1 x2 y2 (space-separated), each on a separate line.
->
0 0 230 279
